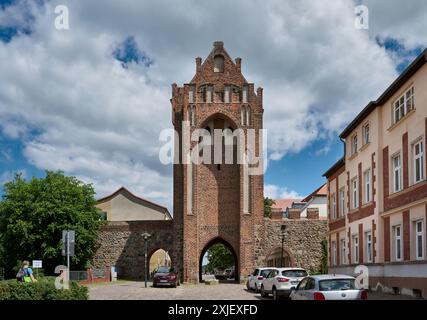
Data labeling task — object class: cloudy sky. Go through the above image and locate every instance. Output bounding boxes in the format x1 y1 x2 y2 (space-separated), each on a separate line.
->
0 0 426 211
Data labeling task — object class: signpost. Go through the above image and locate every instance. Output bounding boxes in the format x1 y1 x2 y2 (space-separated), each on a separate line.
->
62 230 75 282
32 260 42 278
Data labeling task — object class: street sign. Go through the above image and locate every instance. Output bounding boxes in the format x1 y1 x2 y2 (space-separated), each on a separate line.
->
32 260 42 268
61 230 75 256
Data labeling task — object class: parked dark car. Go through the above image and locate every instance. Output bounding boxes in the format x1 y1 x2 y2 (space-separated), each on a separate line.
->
152 266 179 288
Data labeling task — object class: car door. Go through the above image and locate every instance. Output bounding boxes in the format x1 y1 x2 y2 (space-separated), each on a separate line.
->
302 277 316 300
291 277 308 300
250 269 259 288
264 270 277 292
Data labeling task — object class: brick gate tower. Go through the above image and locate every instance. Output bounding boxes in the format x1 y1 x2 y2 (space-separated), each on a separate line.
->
171 42 264 283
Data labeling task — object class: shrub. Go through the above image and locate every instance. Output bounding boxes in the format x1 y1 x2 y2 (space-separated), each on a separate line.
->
0 277 88 300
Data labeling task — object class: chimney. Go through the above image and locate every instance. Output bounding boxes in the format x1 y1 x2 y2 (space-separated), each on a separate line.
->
196 57 202 72
235 57 241 72
271 208 283 220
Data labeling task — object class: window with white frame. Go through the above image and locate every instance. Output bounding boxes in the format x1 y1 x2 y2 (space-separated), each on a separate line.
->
363 123 370 145
364 169 371 203
415 220 424 260
414 140 424 184
340 238 346 264
352 178 358 209
353 235 359 263
393 86 414 124
394 225 402 261
393 154 402 192
339 188 345 217
331 193 336 220
351 134 358 155
366 231 372 263
331 241 337 266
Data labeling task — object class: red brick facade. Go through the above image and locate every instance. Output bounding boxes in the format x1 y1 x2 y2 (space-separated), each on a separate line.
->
172 42 264 282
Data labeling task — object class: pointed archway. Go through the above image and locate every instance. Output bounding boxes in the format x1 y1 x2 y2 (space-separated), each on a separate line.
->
199 237 239 282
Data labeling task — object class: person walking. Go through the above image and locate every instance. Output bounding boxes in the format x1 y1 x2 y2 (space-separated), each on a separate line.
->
16 261 37 283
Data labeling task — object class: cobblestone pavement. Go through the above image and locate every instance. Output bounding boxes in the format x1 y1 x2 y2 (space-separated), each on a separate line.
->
89 281 421 300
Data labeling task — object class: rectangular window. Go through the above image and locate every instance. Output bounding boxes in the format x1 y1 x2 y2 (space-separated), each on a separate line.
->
351 135 358 155
339 188 345 217
414 141 424 184
224 86 230 103
352 178 358 209
332 241 337 266
340 239 346 264
393 154 402 192
363 123 370 145
353 235 359 263
364 169 371 203
331 194 336 220
394 225 402 261
405 86 414 113
393 86 414 124
416 220 424 260
366 231 372 263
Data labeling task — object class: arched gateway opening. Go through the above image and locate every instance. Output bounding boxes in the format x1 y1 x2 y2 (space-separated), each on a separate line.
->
266 247 294 268
199 238 239 282
149 248 172 279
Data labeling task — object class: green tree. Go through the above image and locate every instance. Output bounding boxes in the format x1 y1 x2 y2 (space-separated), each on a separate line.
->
320 238 328 274
0 171 105 277
264 197 276 218
205 243 234 272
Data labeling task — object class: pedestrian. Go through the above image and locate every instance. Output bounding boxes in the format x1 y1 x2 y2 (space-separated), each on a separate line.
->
16 261 37 283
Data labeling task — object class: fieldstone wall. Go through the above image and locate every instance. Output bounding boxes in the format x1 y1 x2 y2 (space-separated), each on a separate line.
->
93 217 328 280
92 221 176 280
255 218 328 274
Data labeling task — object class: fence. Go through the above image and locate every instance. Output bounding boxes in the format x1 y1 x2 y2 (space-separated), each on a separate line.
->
69 270 88 281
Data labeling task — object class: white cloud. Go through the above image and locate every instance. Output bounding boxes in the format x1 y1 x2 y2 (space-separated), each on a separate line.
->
265 184 302 200
0 0 425 210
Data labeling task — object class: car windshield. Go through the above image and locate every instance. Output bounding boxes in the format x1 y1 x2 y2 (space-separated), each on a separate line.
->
319 279 356 291
157 266 171 273
260 269 272 277
282 270 307 277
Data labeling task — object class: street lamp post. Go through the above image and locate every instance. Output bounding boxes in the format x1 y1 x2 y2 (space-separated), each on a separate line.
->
280 225 286 267
142 231 152 288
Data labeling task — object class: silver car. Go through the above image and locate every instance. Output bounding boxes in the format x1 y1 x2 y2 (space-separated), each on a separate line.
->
289 274 368 300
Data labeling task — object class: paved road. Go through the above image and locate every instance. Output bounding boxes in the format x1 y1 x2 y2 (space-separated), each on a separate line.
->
89 281 421 300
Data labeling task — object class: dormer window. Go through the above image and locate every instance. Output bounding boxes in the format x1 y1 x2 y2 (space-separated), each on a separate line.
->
214 55 224 73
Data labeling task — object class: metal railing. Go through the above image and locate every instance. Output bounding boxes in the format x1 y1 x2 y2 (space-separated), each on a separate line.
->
69 270 88 281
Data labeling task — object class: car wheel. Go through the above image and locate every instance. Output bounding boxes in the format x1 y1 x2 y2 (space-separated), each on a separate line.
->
261 285 268 298
273 287 279 301
246 281 250 291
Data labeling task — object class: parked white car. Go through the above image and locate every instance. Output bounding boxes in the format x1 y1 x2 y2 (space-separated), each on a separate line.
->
246 268 276 292
261 268 308 300
289 274 368 300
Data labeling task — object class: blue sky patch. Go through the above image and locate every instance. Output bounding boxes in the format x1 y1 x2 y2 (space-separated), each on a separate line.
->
113 36 153 68
376 37 424 73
